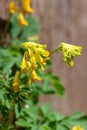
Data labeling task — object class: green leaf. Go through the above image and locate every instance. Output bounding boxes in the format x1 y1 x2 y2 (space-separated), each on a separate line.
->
40 125 51 130
47 112 57 122
42 78 55 94
10 14 21 38
15 119 30 128
44 71 65 96
40 103 51 117
6 99 11 109
20 15 40 38
51 75 65 96
0 90 4 101
31 125 39 130
0 47 22 72
3 58 15 73
10 38 25 47
61 116 87 129
15 102 22 118
69 112 84 120
56 124 69 130
23 106 38 121
47 111 65 122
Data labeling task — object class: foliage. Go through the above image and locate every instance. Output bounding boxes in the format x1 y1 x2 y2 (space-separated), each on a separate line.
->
0 0 85 130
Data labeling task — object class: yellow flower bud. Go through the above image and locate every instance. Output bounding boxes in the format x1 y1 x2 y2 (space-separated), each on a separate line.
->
12 71 20 93
20 51 28 73
18 13 28 26
59 42 82 66
8 2 15 14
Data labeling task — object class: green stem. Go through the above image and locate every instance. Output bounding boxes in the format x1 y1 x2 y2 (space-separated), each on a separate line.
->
8 110 14 125
50 48 60 56
8 100 15 126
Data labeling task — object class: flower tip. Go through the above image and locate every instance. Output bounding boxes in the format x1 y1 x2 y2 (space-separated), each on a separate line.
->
8 1 15 14
18 13 28 26
69 62 74 66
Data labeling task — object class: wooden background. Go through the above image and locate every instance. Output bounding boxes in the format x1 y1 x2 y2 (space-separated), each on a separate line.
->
0 0 87 115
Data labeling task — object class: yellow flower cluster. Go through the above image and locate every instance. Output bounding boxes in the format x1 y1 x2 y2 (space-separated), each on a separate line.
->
71 125 84 130
11 42 82 93
12 42 50 92
21 42 50 84
8 0 34 26
59 42 82 66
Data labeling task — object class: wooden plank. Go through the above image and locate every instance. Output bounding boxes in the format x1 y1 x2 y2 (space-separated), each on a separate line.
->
0 0 12 20
32 0 87 115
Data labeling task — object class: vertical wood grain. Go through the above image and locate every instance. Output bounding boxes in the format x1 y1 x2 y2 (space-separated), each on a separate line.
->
32 0 87 115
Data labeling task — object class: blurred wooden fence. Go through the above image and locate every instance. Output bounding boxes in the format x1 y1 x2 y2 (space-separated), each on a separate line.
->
0 0 87 115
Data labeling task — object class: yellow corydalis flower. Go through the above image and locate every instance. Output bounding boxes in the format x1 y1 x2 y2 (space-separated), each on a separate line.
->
8 1 15 13
22 0 34 13
22 42 50 70
21 51 29 73
18 13 28 26
28 62 41 84
59 42 82 66
29 70 41 84
21 42 50 84
71 126 84 130
8 0 34 27
12 71 20 93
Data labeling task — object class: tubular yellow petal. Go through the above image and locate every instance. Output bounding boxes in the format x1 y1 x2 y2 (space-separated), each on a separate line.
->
12 71 20 93
29 70 41 84
21 51 28 73
22 0 34 13
18 13 28 26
